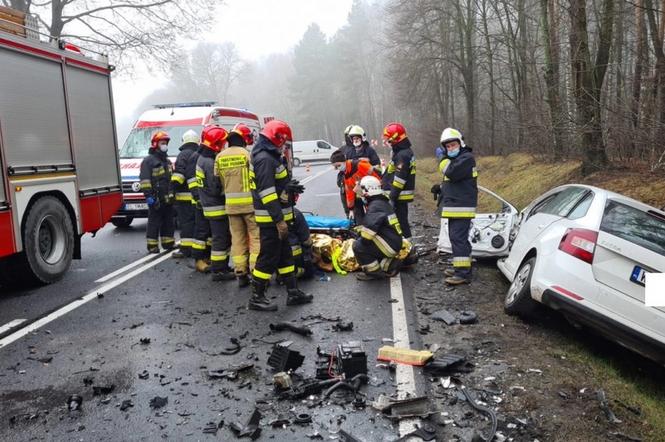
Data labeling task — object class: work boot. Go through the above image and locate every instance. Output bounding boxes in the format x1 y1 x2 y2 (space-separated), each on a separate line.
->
172 250 186 259
211 269 235 282
248 279 277 311
147 247 160 254
445 275 471 285
355 271 385 281
285 277 313 306
444 268 455 277
195 259 211 273
237 274 250 288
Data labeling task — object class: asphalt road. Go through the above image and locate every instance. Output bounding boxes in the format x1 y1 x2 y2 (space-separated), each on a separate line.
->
0 163 426 441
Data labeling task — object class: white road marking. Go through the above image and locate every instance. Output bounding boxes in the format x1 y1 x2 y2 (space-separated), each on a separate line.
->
95 252 162 282
315 192 340 197
389 275 421 436
0 251 175 350
0 319 26 335
300 167 332 185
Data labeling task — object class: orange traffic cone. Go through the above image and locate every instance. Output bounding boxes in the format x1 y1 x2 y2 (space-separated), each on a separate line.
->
306 163 311 173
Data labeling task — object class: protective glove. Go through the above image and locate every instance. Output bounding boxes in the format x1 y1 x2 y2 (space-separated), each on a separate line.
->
146 196 160 210
286 180 305 195
348 210 355 221
430 183 441 200
276 220 289 240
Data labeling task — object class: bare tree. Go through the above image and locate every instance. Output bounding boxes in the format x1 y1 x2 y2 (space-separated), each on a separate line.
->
2 0 218 69
568 0 614 174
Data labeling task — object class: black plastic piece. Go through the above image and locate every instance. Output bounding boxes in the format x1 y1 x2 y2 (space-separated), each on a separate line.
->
315 347 334 379
268 345 304 372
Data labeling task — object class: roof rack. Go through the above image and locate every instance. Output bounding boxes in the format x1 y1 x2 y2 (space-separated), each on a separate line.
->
153 101 217 109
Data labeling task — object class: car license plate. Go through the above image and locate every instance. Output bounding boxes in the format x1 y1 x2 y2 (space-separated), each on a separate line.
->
630 265 646 286
125 203 148 211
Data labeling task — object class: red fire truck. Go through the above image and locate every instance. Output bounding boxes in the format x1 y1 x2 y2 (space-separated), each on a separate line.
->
0 7 122 284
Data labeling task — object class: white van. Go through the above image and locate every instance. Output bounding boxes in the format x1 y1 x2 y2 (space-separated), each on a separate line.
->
112 102 262 227
292 140 336 166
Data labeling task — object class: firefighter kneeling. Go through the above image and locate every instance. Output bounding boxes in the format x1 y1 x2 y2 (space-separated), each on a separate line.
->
352 176 406 280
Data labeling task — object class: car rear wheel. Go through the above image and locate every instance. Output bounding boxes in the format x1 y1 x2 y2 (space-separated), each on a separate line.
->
22 196 75 284
504 257 538 316
293 158 301 167
111 216 133 228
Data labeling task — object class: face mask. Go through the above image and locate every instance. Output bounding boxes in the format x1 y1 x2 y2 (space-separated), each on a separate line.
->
353 139 362 148
447 148 460 158
159 144 169 153
338 162 346 172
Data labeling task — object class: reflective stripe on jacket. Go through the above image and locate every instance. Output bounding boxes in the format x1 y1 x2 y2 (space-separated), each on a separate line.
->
215 145 254 215
357 195 403 257
139 149 172 201
440 146 478 219
381 138 416 203
251 135 293 225
196 148 226 219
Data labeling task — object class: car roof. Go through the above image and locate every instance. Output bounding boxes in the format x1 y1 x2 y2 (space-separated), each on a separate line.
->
553 184 663 214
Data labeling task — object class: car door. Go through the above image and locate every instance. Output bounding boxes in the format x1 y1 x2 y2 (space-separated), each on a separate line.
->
315 140 333 161
505 186 590 276
437 186 518 257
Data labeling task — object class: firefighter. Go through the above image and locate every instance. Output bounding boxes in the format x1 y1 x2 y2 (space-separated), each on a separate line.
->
337 125 354 218
352 175 404 280
249 119 313 311
289 207 315 280
330 148 380 225
188 138 211 272
381 122 416 239
195 125 234 281
171 130 200 259
345 125 381 172
140 131 175 253
215 123 260 288
439 128 478 285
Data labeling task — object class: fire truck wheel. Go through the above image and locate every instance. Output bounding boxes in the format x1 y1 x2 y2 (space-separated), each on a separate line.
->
23 196 75 284
111 216 133 228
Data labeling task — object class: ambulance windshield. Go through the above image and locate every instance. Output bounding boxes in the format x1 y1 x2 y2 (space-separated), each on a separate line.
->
119 126 201 158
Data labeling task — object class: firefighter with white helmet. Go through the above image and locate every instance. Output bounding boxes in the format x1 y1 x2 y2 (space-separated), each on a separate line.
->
352 175 404 280
171 129 200 259
345 125 381 170
438 127 478 285
337 124 356 218
140 131 176 253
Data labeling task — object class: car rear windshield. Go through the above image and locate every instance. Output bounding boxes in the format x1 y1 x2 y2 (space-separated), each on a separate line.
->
600 200 665 256
119 126 201 158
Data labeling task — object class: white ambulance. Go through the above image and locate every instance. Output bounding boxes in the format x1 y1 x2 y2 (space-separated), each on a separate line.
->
112 102 262 227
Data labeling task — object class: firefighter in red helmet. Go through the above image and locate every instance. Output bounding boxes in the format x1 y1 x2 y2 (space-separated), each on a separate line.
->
249 120 313 311
139 131 175 253
192 125 234 281
381 122 416 239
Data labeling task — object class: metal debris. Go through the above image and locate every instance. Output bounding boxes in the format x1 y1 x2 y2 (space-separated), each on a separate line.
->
120 400 134 411
230 408 262 439
149 396 168 409
269 322 313 337
67 394 82 412
92 385 115 396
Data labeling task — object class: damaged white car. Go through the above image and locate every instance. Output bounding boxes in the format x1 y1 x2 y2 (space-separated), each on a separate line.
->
496 184 665 365
437 186 518 257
